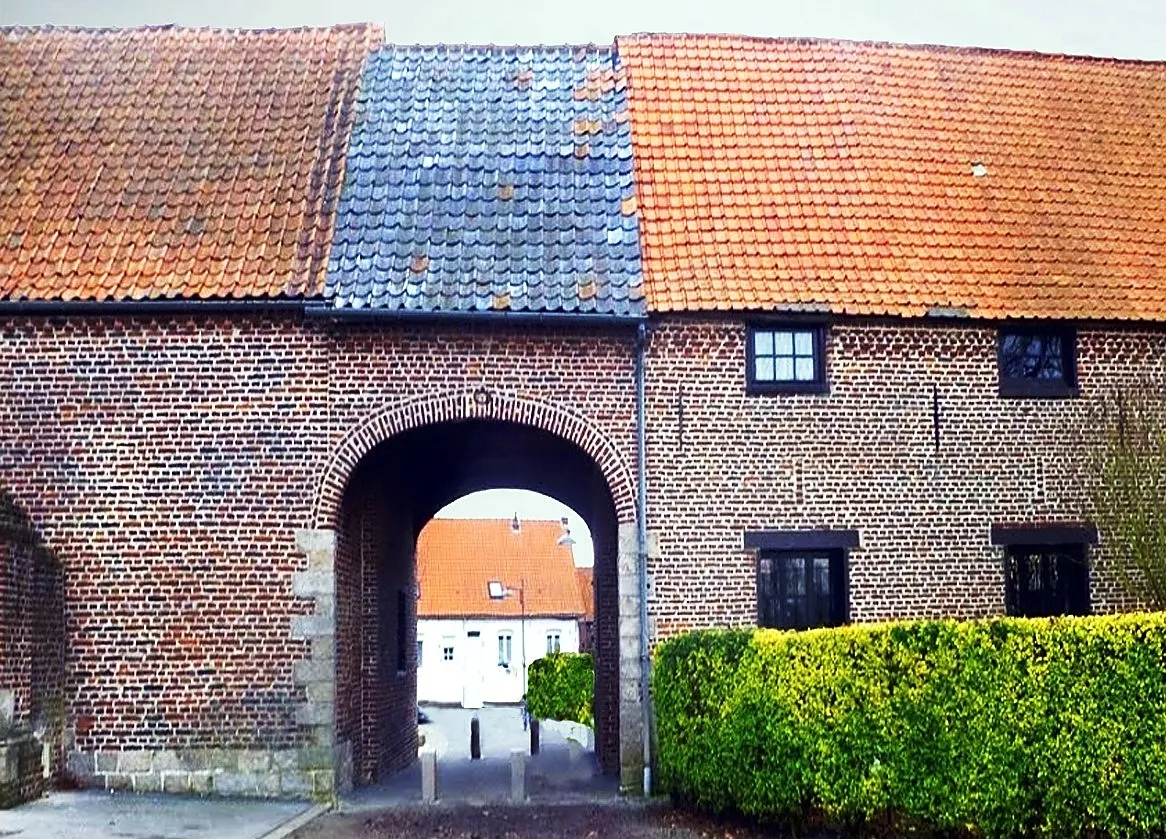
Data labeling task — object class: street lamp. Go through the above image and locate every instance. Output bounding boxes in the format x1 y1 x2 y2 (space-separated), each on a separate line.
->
503 580 527 723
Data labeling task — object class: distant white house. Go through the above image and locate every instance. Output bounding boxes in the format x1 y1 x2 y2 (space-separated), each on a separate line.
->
415 515 590 707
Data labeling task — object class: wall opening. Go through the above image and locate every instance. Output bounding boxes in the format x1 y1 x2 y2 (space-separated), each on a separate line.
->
415 490 598 768
329 419 622 787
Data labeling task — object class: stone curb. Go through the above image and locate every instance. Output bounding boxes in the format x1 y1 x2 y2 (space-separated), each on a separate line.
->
257 802 331 839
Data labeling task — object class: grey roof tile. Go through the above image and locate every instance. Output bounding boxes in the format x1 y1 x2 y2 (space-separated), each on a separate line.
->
325 45 644 316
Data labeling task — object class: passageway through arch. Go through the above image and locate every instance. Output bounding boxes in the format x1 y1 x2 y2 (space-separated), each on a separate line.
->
327 418 624 789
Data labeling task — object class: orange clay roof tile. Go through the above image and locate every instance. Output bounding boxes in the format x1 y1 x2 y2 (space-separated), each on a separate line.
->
417 519 586 620
618 34 1166 320
0 24 381 302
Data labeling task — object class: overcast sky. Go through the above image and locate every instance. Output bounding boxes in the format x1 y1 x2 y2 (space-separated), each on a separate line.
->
2 0 1164 59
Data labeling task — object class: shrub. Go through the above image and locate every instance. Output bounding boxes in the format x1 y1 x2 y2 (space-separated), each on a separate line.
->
654 614 1166 838
527 652 594 727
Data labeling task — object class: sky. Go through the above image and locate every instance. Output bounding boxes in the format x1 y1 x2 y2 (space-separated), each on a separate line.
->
2 0 1165 59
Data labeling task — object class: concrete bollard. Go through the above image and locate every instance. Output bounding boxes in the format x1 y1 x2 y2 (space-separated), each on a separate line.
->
470 715 481 760
510 748 526 802
529 718 540 755
420 748 437 804
567 738 583 766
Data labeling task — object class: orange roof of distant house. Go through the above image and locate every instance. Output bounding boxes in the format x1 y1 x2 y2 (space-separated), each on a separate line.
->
618 34 1166 321
0 24 381 303
417 518 586 619
575 567 594 621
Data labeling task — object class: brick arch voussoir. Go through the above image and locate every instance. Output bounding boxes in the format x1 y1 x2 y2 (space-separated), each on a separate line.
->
313 391 636 528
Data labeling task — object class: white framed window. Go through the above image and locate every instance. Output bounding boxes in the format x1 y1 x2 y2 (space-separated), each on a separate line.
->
416 640 423 667
546 630 562 654
487 581 506 599
497 631 513 667
442 638 454 661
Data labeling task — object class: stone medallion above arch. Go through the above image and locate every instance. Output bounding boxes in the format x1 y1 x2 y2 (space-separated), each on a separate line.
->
312 389 637 528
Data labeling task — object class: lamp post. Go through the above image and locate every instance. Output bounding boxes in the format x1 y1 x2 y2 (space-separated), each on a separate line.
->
504 580 527 724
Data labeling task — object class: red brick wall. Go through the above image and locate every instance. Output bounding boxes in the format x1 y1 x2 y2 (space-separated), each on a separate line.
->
9 309 1150 786
643 317 1157 638
3 315 326 755
333 486 361 782
0 489 66 801
1 313 637 780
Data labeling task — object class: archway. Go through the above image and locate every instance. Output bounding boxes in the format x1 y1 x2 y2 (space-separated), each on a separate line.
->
297 395 639 794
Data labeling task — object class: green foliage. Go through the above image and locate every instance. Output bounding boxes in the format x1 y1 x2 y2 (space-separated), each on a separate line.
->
527 652 594 727
1087 388 1166 608
655 615 1166 838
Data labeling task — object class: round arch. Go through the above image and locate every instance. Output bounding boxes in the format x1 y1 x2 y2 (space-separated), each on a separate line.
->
312 388 637 529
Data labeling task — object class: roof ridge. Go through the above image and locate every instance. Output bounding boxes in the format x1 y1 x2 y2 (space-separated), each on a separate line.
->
618 32 1166 66
431 517 567 526
0 22 381 37
377 42 611 53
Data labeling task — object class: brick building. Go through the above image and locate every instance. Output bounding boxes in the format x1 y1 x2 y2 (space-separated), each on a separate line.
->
3 25 1166 803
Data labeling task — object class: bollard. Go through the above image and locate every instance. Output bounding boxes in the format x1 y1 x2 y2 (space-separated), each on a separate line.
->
420 748 437 804
470 714 481 760
529 717 540 755
510 748 526 802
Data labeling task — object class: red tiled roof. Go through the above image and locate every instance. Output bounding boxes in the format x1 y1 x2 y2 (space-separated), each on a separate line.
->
0 24 381 302
575 567 594 621
618 35 1166 321
417 518 585 619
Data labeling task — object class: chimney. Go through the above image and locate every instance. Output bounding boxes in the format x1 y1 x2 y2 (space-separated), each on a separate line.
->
557 516 576 546
511 513 520 533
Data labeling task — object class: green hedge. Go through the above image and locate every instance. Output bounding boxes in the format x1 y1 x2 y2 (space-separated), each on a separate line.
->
527 652 594 727
655 615 1166 838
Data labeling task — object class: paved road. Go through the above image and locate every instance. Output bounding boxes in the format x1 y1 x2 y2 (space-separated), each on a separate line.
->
342 704 615 808
0 790 311 839
421 704 575 759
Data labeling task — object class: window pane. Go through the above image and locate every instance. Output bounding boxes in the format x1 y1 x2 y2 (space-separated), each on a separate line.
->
754 330 774 356
794 331 814 356
1001 332 1065 382
758 551 844 630
812 556 831 597
783 556 806 596
773 331 794 356
794 357 816 381
755 356 775 381
1005 546 1089 617
774 357 794 381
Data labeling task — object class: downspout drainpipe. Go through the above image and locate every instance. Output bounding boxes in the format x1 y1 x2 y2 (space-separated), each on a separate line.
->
634 322 653 797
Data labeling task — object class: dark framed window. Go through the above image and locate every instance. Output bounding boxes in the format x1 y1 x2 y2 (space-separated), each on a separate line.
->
747 324 827 393
997 326 1077 398
757 550 847 630
1004 544 1090 617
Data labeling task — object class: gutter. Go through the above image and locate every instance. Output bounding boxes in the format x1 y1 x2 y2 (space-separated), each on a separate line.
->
0 299 305 316
303 304 645 328
633 321 653 797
